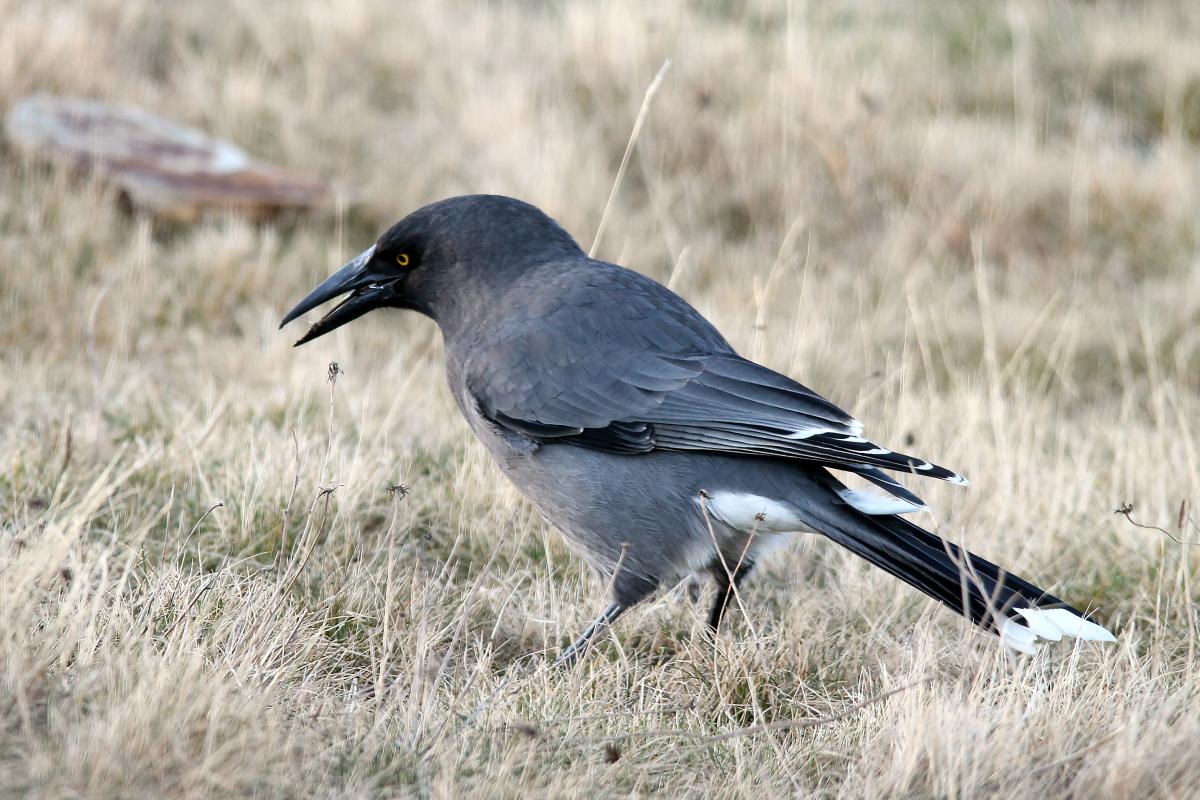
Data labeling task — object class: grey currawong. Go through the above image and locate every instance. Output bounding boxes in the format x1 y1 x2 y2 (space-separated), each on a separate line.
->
281 194 1115 663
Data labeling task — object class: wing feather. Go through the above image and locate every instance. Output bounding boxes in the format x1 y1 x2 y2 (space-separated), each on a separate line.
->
463 259 966 490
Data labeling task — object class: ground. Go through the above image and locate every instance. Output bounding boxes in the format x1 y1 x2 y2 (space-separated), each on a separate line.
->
2 1 1200 797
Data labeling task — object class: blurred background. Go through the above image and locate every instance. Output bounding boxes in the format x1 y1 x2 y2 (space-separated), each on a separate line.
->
2 1 1199 797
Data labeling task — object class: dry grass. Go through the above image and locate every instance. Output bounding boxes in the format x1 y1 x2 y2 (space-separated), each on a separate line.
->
2 1 1200 797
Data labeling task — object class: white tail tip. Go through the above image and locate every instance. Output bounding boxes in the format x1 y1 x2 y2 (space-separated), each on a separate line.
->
998 608 1116 655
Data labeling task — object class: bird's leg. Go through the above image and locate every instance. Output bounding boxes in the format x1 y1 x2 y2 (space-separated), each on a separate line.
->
554 602 626 667
707 558 755 631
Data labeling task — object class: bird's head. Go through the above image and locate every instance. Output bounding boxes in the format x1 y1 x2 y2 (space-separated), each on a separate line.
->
280 194 582 345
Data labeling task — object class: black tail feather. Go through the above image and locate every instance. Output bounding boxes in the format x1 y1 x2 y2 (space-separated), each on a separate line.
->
811 477 1084 635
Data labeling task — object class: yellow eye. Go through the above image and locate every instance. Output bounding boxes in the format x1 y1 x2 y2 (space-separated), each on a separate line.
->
396 253 410 267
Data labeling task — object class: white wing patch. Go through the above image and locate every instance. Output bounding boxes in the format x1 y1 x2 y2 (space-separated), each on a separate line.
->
784 426 849 441
700 492 809 534
836 487 927 515
999 608 1117 655
785 417 865 441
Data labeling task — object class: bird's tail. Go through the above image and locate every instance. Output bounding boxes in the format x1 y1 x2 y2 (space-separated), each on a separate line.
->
811 476 1116 653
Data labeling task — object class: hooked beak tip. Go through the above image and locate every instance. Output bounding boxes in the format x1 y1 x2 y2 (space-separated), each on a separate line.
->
281 244 383 345
279 302 311 329
279 307 304 330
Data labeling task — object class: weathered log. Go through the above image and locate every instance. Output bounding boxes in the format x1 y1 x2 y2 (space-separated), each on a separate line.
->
5 95 333 221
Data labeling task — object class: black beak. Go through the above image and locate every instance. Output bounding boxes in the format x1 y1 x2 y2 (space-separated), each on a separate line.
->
280 245 394 346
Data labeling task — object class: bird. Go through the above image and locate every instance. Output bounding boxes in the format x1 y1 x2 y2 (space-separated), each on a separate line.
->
280 194 1116 664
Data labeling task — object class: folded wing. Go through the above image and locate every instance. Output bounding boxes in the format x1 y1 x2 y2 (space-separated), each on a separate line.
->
465 264 966 509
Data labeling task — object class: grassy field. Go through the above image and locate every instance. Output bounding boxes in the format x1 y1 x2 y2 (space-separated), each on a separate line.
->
3 1 1200 796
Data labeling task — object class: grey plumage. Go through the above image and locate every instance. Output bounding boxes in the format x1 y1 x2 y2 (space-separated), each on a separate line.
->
281 194 1115 662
